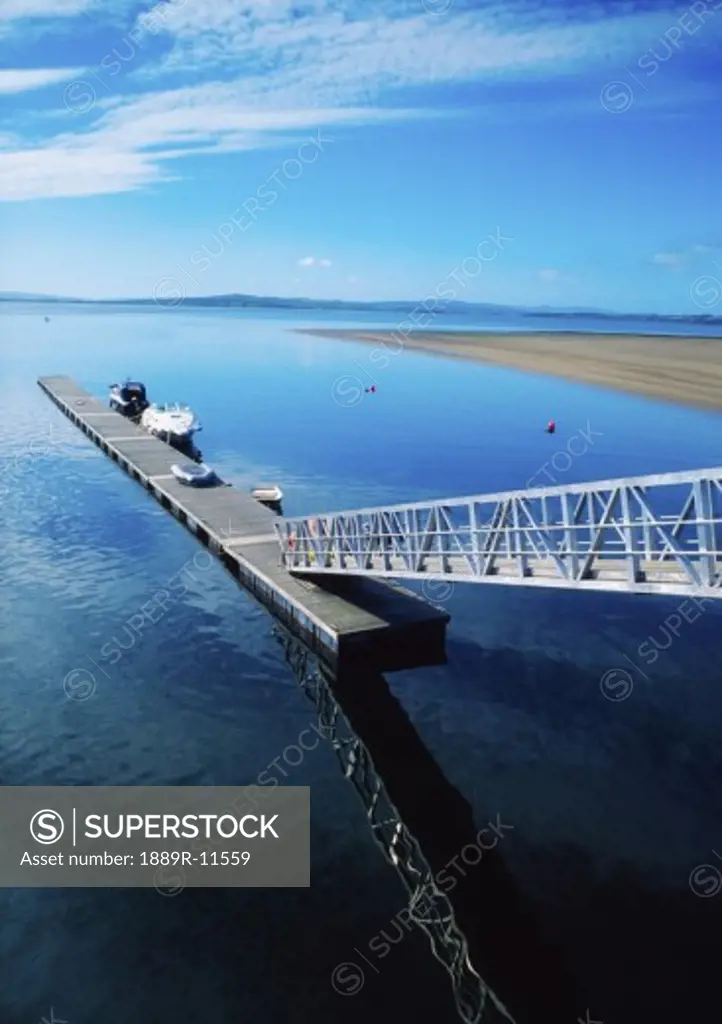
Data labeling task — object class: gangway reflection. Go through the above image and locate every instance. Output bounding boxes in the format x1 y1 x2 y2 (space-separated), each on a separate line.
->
274 627 582 1024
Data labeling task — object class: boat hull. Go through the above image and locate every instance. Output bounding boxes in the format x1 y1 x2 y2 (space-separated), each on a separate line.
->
141 405 200 443
251 485 283 513
147 425 198 442
251 487 283 503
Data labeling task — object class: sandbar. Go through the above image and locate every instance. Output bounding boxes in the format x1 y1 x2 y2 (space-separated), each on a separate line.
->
295 328 722 413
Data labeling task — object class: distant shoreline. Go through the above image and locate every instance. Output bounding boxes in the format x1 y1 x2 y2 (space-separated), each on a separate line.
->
2 294 722 327
295 327 722 413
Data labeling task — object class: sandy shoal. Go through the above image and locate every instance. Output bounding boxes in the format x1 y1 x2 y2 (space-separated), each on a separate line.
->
294 328 722 413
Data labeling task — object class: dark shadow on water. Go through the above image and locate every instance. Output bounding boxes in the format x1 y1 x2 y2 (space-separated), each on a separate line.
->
167 436 204 463
528 844 722 1024
274 625 722 1024
274 626 584 1024
260 499 283 515
415 632 722 1024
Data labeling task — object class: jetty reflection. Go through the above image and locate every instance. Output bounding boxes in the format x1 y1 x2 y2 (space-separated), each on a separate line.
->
274 626 581 1024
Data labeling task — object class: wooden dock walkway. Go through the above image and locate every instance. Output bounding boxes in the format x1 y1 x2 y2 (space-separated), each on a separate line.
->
38 376 448 671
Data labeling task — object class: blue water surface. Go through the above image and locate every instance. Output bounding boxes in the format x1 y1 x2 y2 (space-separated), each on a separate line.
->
1 304 721 1024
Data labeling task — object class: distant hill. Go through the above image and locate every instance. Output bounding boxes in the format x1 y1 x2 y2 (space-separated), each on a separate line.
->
0 291 533 315
1 290 721 325
0 291 74 301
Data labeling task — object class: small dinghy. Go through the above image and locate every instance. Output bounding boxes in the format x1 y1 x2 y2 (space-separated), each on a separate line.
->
251 485 283 504
171 462 218 487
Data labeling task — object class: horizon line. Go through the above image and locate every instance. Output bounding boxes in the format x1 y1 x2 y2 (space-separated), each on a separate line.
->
0 291 719 323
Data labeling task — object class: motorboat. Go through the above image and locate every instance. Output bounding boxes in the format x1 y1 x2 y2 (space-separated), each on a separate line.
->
251 485 283 504
171 462 218 487
109 380 149 418
141 402 201 444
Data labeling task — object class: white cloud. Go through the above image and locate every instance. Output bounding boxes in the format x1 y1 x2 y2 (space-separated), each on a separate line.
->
652 252 685 267
157 7 575 85
298 256 331 267
150 2 705 95
538 268 561 282
0 0 91 16
0 102 423 200
651 246 716 269
0 142 173 200
0 68 84 93
3 2 721 201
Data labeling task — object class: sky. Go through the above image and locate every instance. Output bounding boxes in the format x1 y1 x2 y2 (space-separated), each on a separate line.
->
0 0 721 313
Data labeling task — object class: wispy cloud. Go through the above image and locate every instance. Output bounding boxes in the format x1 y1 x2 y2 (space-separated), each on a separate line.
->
0 0 92 17
651 245 717 269
2 1 722 201
298 256 331 268
652 252 685 267
0 67 83 93
149 2 700 98
0 102 425 200
538 267 561 282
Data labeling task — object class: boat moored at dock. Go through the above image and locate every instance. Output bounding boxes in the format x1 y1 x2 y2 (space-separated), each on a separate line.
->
109 380 149 418
141 402 201 444
171 462 219 487
251 484 283 509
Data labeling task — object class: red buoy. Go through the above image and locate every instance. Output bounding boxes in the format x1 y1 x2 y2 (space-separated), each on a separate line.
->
546 420 556 434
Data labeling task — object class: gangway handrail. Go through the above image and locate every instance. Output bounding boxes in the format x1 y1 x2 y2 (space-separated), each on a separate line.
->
274 468 722 599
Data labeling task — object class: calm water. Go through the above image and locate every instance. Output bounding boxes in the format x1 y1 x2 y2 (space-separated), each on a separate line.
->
2 304 722 1024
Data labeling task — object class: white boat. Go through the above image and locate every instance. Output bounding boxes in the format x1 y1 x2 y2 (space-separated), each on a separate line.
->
251 485 283 504
141 402 201 443
171 462 217 486
109 380 149 418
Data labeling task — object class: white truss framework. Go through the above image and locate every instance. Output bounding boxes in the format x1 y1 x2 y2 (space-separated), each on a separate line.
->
275 468 722 598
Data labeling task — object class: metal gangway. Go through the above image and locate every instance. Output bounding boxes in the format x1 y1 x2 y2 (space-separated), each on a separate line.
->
275 468 722 599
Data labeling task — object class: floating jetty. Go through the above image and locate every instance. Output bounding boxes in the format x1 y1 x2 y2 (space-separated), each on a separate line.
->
38 376 448 671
